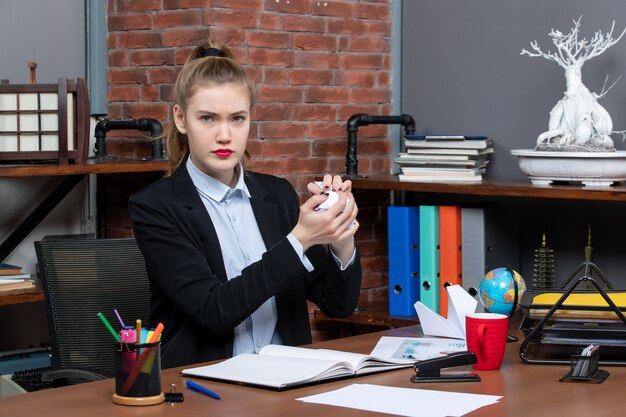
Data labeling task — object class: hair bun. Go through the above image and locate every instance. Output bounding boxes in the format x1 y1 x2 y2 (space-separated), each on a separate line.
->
203 47 224 57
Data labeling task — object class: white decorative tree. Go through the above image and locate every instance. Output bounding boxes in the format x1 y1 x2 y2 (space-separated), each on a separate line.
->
521 17 626 151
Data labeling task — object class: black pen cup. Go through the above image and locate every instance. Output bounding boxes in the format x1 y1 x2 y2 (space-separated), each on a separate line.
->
112 341 164 406
559 349 609 384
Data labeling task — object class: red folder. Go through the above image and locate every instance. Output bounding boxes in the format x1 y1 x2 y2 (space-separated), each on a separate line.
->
439 206 462 317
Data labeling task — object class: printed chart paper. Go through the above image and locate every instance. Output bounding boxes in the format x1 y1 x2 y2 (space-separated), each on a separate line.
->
369 336 467 361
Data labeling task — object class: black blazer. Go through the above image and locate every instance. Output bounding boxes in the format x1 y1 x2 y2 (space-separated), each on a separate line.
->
129 164 361 368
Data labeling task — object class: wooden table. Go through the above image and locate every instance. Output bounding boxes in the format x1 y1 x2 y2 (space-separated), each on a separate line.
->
314 301 419 328
1 325 625 416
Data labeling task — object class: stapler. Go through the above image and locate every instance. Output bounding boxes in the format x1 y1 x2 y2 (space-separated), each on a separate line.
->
411 351 481 383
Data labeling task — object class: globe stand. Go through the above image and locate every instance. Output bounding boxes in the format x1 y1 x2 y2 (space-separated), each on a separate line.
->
505 266 519 343
481 266 523 343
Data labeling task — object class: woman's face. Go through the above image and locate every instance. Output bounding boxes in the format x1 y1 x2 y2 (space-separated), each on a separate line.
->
173 82 251 187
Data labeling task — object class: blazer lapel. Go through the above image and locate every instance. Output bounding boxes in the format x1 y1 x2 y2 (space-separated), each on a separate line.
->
245 175 304 331
245 175 283 250
171 165 228 283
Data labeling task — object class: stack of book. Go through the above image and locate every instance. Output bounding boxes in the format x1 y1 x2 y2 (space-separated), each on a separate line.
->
0 263 34 291
395 135 494 182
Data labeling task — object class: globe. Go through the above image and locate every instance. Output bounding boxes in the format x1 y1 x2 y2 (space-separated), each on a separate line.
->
479 267 527 316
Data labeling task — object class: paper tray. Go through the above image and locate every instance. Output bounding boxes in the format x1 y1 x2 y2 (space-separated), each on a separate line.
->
519 289 626 365
520 315 626 346
519 289 626 322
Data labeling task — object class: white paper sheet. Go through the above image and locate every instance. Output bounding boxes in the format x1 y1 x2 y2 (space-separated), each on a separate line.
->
296 383 502 417
414 284 477 339
369 336 467 361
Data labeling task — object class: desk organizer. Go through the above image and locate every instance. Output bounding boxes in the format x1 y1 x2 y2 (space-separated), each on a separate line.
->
518 275 626 366
559 350 609 383
0 78 89 164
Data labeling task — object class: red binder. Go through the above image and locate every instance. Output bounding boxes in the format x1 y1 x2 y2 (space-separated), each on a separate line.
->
439 206 462 317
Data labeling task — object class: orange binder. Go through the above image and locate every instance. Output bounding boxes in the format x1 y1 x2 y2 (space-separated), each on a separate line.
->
439 206 462 317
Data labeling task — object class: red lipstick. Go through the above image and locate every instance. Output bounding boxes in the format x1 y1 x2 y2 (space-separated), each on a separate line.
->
213 149 233 158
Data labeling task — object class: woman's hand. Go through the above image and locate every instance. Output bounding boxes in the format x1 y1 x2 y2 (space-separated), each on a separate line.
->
292 175 359 263
307 174 352 194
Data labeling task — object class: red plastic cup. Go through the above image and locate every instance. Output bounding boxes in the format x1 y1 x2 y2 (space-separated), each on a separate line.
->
465 313 508 370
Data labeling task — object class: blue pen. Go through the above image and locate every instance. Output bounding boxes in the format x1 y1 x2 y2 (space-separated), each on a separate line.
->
186 380 221 400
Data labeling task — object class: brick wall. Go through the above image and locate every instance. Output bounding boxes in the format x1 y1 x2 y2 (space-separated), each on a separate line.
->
106 0 393 341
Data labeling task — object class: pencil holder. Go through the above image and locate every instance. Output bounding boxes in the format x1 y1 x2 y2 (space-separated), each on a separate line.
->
559 349 609 384
112 341 164 406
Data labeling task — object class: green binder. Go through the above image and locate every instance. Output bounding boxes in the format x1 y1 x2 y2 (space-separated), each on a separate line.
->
419 205 440 313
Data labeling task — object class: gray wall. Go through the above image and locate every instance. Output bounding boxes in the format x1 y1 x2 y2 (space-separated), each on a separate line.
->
402 1 626 179
0 0 87 355
0 0 85 83
401 1 626 287
0 0 90 275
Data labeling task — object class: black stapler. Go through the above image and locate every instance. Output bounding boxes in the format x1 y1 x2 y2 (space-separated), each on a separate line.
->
411 351 481 383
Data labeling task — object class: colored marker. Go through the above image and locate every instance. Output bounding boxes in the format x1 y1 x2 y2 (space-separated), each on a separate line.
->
136 319 142 344
121 322 165 394
120 328 136 343
113 309 125 327
140 324 164 374
186 380 221 400
148 323 164 343
97 312 120 342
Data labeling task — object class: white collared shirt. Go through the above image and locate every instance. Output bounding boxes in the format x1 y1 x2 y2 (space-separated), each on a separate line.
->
187 158 285 355
186 157 355 355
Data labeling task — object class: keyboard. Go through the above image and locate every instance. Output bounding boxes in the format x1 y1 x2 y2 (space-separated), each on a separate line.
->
11 367 54 392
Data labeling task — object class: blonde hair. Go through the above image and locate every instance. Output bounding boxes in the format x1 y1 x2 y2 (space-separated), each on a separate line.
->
166 40 255 175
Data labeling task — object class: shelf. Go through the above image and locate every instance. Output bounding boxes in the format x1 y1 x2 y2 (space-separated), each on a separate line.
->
0 160 169 310
343 175 626 330
350 175 626 202
314 301 419 328
0 158 169 178
0 283 44 306
0 158 169 267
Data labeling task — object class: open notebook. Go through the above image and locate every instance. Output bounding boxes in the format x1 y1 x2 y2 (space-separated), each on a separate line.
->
181 344 413 390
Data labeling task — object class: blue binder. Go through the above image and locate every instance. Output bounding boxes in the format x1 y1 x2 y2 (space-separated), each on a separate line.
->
387 207 420 316
419 205 440 313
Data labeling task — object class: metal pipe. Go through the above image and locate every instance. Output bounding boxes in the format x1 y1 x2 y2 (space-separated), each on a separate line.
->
94 118 164 160
345 113 416 177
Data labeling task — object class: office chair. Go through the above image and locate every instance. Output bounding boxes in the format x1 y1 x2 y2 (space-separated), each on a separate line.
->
35 238 150 385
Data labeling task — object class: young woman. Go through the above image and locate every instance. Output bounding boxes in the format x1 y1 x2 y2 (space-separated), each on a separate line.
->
129 41 361 368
